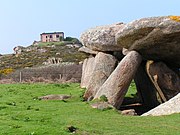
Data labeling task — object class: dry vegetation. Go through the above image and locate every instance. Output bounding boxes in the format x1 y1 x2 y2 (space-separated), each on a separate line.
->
0 41 87 83
0 42 87 70
0 64 82 84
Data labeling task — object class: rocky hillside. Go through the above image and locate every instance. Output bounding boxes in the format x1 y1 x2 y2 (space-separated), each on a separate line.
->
0 41 87 70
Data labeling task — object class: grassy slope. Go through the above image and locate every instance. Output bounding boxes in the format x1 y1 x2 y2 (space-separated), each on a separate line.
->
0 83 180 135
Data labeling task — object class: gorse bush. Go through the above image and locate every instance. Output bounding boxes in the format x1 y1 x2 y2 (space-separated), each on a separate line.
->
170 16 180 22
0 68 14 75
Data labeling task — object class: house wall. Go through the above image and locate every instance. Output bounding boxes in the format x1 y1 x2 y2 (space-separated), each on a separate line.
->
41 32 64 42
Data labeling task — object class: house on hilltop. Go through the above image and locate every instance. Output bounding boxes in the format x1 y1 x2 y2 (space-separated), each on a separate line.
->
40 32 64 42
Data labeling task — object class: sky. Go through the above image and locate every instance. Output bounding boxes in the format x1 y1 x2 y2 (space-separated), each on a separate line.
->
0 0 180 54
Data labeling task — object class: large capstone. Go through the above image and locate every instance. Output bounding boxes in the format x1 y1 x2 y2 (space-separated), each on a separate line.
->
80 23 125 52
116 16 180 67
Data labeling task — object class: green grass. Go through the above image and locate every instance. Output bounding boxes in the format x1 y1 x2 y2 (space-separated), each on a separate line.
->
126 80 137 98
0 83 180 135
37 41 78 47
37 41 65 47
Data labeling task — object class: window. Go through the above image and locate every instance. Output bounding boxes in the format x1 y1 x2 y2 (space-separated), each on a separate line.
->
46 36 48 38
50 35 53 38
56 35 60 38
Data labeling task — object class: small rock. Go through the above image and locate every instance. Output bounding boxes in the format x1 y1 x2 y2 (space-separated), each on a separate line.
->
121 109 137 116
122 48 129 55
90 102 113 110
39 94 71 100
67 125 77 133
78 46 98 55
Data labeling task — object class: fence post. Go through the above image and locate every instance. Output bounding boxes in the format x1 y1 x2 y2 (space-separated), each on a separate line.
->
20 71 22 83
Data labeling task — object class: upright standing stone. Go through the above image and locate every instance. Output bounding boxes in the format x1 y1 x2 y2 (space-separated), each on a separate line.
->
134 62 160 108
80 56 95 88
83 52 117 100
146 61 180 101
94 51 142 109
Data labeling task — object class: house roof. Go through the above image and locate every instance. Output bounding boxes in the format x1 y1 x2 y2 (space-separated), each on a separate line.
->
40 32 64 35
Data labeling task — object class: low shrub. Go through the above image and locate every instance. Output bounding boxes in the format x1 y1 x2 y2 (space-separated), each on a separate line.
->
0 68 14 75
100 95 108 102
2 64 82 83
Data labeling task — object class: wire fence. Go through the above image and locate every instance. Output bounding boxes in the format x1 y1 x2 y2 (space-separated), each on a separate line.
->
0 64 82 83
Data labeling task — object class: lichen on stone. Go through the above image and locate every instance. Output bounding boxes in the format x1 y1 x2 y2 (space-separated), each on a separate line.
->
169 16 180 22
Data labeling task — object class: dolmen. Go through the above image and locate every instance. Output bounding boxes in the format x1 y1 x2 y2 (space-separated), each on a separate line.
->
79 16 180 113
